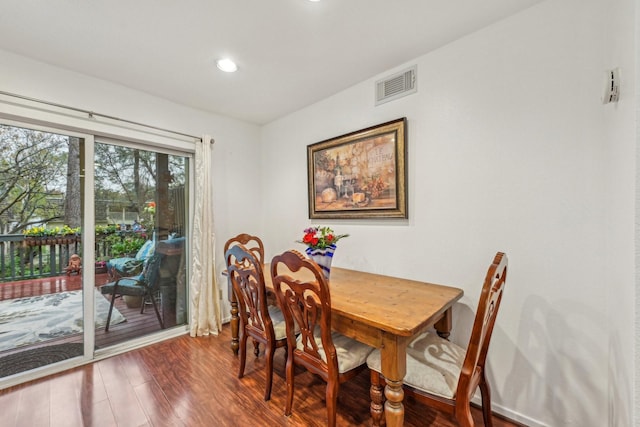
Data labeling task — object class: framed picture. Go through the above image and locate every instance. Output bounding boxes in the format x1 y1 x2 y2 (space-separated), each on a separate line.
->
307 118 407 219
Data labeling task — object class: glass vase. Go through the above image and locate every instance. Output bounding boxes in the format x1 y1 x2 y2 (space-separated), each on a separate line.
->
305 244 336 281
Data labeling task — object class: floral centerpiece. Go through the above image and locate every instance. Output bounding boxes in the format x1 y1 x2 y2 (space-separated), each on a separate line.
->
298 226 349 250
297 226 348 280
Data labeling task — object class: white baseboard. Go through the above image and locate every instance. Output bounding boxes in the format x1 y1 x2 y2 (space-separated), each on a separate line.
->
474 396 548 427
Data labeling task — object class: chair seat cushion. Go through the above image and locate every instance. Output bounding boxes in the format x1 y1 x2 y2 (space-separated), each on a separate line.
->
268 305 287 340
106 257 136 276
299 327 373 374
106 240 156 277
100 274 147 296
267 305 300 340
366 332 466 399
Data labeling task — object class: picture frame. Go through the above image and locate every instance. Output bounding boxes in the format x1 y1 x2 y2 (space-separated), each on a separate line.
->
307 117 407 219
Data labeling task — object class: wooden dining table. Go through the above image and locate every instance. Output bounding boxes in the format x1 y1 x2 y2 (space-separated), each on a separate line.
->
227 265 464 427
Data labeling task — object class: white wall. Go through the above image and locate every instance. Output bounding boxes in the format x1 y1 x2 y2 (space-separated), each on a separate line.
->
0 48 264 318
260 0 635 426
603 0 636 425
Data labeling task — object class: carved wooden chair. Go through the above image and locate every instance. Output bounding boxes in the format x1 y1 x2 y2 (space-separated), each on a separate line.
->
224 233 269 355
224 233 265 264
367 252 508 427
271 250 374 427
225 243 287 401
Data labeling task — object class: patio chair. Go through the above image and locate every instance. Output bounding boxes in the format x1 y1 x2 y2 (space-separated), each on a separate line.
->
106 239 155 280
100 238 185 331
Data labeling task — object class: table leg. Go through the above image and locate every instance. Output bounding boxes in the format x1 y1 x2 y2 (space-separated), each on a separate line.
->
369 371 385 426
379 334 409 427
434 307 453 340
229 287 239 355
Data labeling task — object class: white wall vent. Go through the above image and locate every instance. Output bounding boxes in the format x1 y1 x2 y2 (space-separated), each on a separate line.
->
375 66 417 106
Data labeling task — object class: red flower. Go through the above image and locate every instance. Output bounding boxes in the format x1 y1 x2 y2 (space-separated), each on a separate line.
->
297 226 349 250
303 233 316 244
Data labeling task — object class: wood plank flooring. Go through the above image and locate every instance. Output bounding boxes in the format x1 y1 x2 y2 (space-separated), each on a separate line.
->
0 324 525 427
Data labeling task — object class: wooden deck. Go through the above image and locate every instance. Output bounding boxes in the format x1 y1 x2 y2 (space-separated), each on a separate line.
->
0 273 171 356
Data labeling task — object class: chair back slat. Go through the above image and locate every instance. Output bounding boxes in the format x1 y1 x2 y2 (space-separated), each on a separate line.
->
271 250 336 377
458 252 508 396
224 233 265 265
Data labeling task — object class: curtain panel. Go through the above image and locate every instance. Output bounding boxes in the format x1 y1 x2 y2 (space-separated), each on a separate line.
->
189 135 221 336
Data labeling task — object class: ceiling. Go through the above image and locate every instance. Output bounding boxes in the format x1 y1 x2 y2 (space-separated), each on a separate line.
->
0 0 542 125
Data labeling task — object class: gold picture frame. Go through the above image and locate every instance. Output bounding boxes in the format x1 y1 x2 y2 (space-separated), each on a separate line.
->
307 118 407 219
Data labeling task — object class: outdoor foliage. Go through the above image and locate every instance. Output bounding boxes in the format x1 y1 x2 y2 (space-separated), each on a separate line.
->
94 144 185 223
110 236 146 257
22 225 80 237
0 125 68 234
95 224 119 235
0 124 187 282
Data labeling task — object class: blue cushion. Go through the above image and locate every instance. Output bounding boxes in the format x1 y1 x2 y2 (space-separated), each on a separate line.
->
106 240 155 278
135 240 155 260
106 257 136 272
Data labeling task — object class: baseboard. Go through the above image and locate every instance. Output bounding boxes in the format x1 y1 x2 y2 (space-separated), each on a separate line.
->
473 397 549 427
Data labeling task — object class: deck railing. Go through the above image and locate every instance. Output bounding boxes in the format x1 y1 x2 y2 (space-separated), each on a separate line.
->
0 234 114 283
0 234 81 282
0 229 153 283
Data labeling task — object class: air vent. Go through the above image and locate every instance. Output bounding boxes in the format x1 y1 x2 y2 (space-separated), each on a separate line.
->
375 66 417 105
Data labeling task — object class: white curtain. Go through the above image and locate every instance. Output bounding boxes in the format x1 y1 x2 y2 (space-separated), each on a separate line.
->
189 135 221 336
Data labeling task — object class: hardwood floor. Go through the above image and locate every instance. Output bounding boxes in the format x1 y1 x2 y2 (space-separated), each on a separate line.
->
0 324 525 427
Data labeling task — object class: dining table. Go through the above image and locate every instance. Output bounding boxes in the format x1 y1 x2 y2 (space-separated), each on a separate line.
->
227 265 464 427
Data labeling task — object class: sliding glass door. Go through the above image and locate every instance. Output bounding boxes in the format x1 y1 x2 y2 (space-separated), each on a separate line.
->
0 123 88 377
0 121 190 380
93 140 189 349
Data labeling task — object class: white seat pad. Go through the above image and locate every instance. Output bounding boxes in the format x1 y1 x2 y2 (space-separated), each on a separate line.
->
366 332 465 399
268 305 288 340
298 327 373 373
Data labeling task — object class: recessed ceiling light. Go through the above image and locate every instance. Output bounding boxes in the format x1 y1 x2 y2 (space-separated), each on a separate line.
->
216 58 238 73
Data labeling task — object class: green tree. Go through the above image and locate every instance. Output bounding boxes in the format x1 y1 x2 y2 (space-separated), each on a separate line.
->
0 125 67 234
64 136 81 228
94 144 156 217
